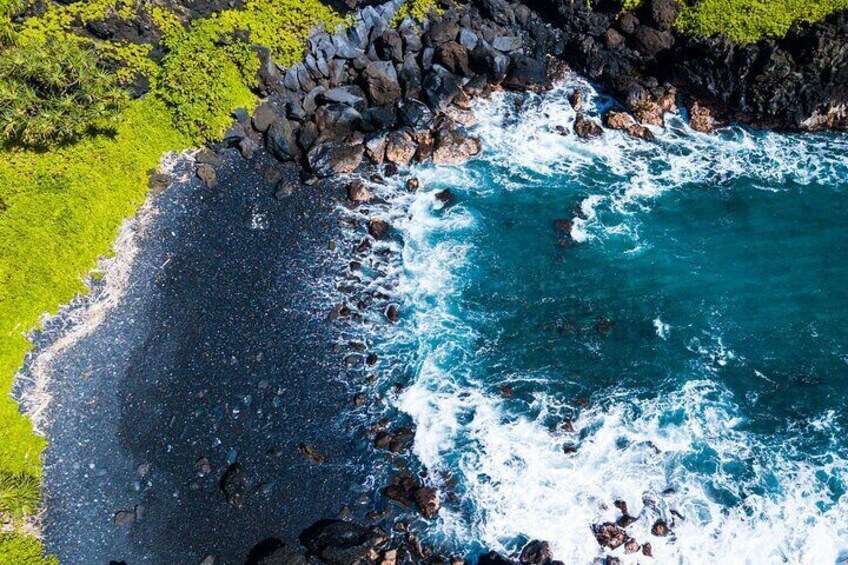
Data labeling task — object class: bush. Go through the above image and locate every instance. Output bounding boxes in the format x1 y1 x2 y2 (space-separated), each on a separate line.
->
0 38 127 147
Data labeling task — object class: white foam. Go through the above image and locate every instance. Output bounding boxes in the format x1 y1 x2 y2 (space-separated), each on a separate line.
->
380 76 848 564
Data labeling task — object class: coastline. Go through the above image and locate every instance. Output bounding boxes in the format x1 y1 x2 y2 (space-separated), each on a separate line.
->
4 0 848 562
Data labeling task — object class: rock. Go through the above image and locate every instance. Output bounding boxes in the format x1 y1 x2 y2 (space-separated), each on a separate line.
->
321 86 367 112
605 111 655 140
398 100 434 129
365 134 387 163
492 36 522 52
382 484 411 507
196 164 217 189
200 555 215 565
459 28 478 51
299 520 388 565
592 523 628 550
220 463 248 509
385 304 399 322
378 549 397 565
195 148 222 166
642 542 653 557
362 61 402 107
470 44 510 83
604 28 625 49
298 121 320 152
113 509 135 526
385 130 417 166
246 538 307 565
423 65 463 111
435 188 456 207
633 26 674 58
222 122 247 146
266 119 301 162
413 486 440 518
574 114 603 139
299 443 327 464
376 30 404 62
624 539 640 554
368 218 390 239
196 456 212 476
503 55 551 92
406 178 420 191
238 137 258 160
424 19 459 47
436 41 471 76
650 0 681 30
353 393 367 407
689 102 715 133
147 173 172 194
519 540 552 565
569 90 584 113
651 518 670 537
399 54 423 100
618 12 639 35
314 104 362 141
432 128 483 165
307 140 364 177
361 106 398 133
617 514 637 528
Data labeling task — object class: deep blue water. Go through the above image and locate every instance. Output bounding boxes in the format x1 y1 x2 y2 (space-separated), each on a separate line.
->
371 79 848 563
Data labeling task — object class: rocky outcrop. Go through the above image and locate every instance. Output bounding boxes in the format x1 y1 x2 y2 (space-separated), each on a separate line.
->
299 520 388 565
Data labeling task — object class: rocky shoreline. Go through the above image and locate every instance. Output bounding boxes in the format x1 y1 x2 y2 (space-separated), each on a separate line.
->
170 0 847 563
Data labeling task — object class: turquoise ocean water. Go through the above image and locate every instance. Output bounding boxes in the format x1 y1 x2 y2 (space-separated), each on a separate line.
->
364 77 848 564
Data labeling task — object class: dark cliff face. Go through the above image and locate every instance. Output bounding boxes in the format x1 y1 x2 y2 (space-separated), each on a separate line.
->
532 0 848 129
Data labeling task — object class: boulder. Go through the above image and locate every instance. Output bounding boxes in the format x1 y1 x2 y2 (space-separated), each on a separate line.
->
346 181 372 203
385 130 417 166
307 140 364 177
320 86 367 112
266 118 301 162
688 102 715 133
650 0 681 30
651 519 670 537
424 18 459 47
196 164 217 189
633 26 674 58
470 43 510 83
423 65 463 110
299 520 388 565
362 61 402 107
361 106 398 132
314 104 362 140
519 540 552 565
364 134 387 163
436 41 471 76
368 218 390 239
399 53 423 99
398 100 434 129
432 127 482 165
252 104 279 133
574 114 603 139
502 55 551 92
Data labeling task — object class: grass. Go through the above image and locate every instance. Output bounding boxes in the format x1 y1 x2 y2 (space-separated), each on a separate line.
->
0 0 345 561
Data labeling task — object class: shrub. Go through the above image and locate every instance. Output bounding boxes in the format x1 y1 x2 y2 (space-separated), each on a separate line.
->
0 38 127 147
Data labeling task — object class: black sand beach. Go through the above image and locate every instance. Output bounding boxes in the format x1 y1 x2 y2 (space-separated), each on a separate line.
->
27 150 371 564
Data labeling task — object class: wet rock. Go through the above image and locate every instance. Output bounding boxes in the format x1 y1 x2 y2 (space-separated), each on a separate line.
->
413 486 440 518
299 443 327 464
368 218 390 239
617 514 637 528
688 102 715 133
568 90 584 113
373 426 413 452
642 542 653 557
573 114 603 139
353 393 368 407
365 134 387 163
651 518 670 537
347 181 371 203
592 523 628 550
385 130 417 166
423 65 463 111
196 164 217 189
406 178 420 192
220 462 248 509
605 112 655 141
519 540 552 565
300 520 387 565
624 539 640 554
382 484 411 507
432 127 482 165
398 100 434 129
385 304 399 322
308 140 364 177
378 549 397 565
435 188 457 207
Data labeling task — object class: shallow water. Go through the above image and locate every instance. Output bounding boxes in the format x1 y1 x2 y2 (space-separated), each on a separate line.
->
377 78 848 564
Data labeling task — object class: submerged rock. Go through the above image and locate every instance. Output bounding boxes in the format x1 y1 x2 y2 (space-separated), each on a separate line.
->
220 463 248 509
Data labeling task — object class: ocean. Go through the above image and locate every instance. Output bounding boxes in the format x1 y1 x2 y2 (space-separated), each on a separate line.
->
361 76 848 564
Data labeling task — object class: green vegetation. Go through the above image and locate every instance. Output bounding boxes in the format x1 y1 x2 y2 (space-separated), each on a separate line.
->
0 0 344 561
0 39 127 146
677 0 848 43
393 0 440 23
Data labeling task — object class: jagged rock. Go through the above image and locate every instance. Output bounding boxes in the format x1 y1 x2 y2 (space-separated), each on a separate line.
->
651 518 670 537
688 102 715 133
266 118 301 162
299 520 388 565
314 104 362 140
347 181 372 203
424 18 459 47
493 36 522 52
470 43 510 83
298 121 320 152
432 127 482 165
220 463 248 509
398 99 434 129
519 540 552 565
633 26 674 57
321 86 367 112
361 106 398 132
413 486 440 518
651 0 682 30
363 61 402 107
253 104 279 133
642 543 653 557
436 41 471 76
365 133 387 163
592 523 628 550
238 137 258 159
459 28 478 51
308 140 364 177
435 188 456 206
624 539 640 554
385 304 399 322
385 130 417 166
423 65 463 110
574 114 603 139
